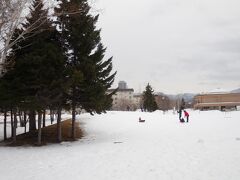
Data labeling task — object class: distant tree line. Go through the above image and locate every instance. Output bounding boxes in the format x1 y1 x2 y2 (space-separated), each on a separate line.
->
0 0 116 145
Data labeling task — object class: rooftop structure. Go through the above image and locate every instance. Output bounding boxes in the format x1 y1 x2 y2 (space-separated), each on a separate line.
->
118 81 127 89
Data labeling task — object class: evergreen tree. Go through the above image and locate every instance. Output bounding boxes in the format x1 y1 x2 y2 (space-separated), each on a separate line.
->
56 0 116 138
142 83 158 112
1 0 66 143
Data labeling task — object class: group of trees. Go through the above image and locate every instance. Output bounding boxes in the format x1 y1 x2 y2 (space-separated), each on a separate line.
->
142 84 173 112
0 0 116 145
142 84 193 112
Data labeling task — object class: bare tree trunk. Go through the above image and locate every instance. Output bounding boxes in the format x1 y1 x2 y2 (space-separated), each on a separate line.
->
10 109 13 138
57 108 62 142
29 110 36 132
13 110 17 144
42 109 46 127
24 111 27 133
4 110 7 140
19 110 23 127
16 113 18 128
50 109 54 124
71 103 76 140
37 111 42 146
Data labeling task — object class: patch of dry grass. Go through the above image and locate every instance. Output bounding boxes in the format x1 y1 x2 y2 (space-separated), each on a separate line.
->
1 119 83 146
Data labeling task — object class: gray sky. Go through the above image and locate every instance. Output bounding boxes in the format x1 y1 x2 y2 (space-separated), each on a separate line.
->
95 0 240 94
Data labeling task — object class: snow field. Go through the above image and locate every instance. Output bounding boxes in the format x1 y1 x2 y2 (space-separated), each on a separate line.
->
0 110 240 180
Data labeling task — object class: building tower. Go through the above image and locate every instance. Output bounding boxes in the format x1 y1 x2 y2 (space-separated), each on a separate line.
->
118 81 127 89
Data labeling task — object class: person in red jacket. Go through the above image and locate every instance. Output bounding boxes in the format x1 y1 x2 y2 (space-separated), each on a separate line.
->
184 110 189 122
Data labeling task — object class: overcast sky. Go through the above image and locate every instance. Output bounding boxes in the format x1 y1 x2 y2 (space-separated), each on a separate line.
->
94 0 240 94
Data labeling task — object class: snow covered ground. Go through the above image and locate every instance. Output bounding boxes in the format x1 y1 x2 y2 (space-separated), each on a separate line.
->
1 110 240 180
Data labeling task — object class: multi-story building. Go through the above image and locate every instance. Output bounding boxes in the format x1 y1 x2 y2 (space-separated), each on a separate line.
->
107 81 173 111
107 81 135 110
133 93 143 109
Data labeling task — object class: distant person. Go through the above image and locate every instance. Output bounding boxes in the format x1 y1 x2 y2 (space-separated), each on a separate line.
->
184 110 189 123
177 107 183 120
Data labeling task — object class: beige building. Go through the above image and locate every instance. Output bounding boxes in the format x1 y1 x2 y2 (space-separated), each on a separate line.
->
194 92 240 111
107 81 172 111
107 81 136 110
133 93 142 108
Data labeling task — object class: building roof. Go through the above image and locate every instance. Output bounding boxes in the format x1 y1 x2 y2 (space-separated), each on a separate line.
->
196 92 240 96
195 102 240 107
107 88 134 92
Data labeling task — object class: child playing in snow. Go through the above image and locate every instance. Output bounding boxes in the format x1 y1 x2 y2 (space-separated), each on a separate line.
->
184 110 189 123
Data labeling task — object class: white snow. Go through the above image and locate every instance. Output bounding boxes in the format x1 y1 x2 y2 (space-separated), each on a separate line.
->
1 110 240 180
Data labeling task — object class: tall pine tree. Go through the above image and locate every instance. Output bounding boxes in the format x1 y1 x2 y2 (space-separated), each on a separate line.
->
1 0 66 143
56 0 116 139
142 83 158 112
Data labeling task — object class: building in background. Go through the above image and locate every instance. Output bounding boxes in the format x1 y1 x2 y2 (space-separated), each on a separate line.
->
107 81 172 111
118 81 127 89
194 89 240 111
133 93 142 109
154 93 170 111
107 81 135 111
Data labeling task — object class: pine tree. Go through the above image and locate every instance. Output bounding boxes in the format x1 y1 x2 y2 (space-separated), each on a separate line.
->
142 83 158 112
56 0 116 139
1 0 66 143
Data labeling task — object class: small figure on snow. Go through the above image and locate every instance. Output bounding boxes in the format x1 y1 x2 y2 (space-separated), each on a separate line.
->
180 118 185 123
177 106 183 120
139 117 145 123
184 110 189 123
